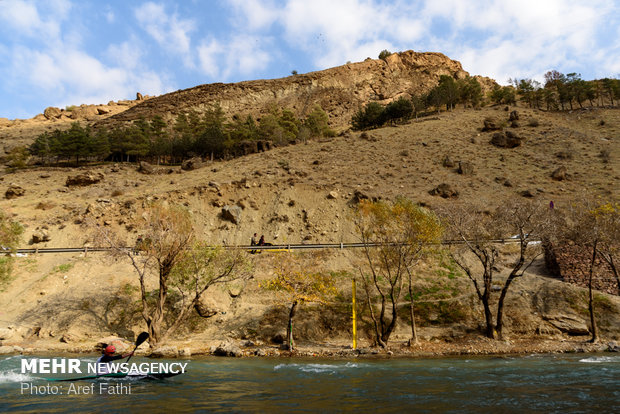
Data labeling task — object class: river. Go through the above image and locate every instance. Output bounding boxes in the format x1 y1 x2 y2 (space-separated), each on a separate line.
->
1 353 618 413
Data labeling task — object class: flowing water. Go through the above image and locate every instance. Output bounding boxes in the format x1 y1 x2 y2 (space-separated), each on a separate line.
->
0 353 618 413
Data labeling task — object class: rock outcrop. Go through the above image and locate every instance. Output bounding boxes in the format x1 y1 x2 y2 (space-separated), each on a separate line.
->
66 172 104 187
5 184 25 199
96 50 497 130
490 131 523 148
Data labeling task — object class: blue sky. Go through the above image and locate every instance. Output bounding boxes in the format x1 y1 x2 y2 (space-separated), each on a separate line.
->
1 0 619 119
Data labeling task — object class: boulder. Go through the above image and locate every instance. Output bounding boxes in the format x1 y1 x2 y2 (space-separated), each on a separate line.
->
69 106 99 120
490 131 522 148
43 107 62 120
31 230 51 244
137 161 155 174
181 157 204 171
221 205 242 224
213 341 242 357
551 166 567 181
429 183 459 198
60 333 79 343
194 296 221 318
442 155 455 168
543 314 589 336
95 336 130 353
96 107 110 115
509 110 519 121
66 172 104 187
327 191 339 199
151 346 178 358
457 161 474 175
5 184 25 199
136 92 144 100
482 117 501 131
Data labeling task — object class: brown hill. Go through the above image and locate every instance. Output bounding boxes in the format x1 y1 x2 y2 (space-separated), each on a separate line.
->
95 50 496 130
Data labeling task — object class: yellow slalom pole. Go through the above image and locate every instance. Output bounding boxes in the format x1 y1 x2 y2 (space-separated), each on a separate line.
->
352 278 357 349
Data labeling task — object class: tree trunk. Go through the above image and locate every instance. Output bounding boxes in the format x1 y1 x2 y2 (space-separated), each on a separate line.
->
496 252 525 339
407 272 418 345
482 298 495 339
495 275 518 340
588 241 599 343
286 301 298 351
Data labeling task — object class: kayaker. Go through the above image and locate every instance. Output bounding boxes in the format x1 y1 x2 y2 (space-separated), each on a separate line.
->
96 345 133 374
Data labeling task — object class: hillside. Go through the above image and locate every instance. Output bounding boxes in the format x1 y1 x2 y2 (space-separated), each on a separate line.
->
95 50 496 130
1 105 619 354
0 52 619 356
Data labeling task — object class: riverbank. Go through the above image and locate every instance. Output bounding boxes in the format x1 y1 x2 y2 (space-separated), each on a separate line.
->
1 335 618 359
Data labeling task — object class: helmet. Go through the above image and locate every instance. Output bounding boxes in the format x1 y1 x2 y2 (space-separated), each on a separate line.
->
104 345 116 355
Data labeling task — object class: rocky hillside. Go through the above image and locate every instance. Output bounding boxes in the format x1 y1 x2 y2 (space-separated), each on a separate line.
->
0 51 618 354
0 96 149 153
95 50 496 130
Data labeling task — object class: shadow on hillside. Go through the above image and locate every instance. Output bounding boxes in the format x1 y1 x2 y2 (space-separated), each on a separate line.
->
256 302 352 344
18 292 138 338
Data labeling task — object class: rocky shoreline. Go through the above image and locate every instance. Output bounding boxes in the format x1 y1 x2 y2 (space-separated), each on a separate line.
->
1 336 618 359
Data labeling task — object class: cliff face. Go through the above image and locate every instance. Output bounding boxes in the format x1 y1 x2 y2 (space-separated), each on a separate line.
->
97 50 496 129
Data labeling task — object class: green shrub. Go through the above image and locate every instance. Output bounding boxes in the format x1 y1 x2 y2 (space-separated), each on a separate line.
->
352 102 385 130
384 97 413 122
378 49 392 60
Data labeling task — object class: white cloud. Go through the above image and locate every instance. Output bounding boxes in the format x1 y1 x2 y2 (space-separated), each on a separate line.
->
134 2 196 67
0 0 67 40
197 35 271 80
106 39 143 70
227 0 278 31
197 38 223 78
1 0 41 34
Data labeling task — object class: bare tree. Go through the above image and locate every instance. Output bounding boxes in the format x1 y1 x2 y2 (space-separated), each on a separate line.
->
556 201 620 342
353 197 442 348
94 201 251 347
595 203 620 295
493 202 550 339
441 201 548 339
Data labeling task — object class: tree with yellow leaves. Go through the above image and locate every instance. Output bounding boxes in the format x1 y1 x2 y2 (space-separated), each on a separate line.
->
0 211 23 289
262 252 337 351
96 201 251 346
353 197 443 348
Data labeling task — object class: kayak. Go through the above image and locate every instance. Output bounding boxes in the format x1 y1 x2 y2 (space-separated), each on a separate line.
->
45 372 182 382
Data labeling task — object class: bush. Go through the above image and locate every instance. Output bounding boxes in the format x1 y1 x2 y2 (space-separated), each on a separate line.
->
6 146 29 171
378 49 392 60
352 102 385 130
384 97 413 122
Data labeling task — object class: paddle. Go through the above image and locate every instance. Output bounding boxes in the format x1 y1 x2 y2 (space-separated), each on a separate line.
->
125 331 149 364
